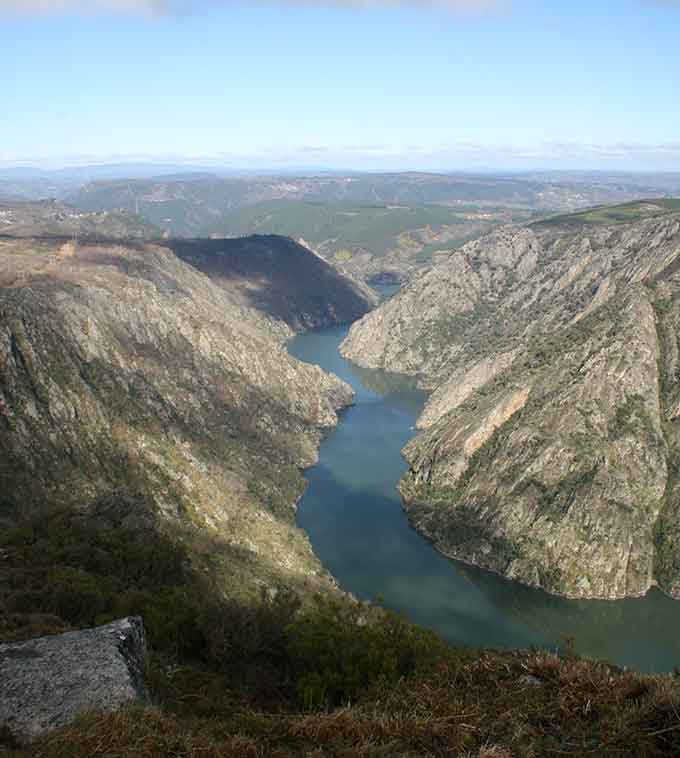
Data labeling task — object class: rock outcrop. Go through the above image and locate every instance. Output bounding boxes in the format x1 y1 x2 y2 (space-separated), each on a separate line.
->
0 204 374 601
341 203 680 599
0 617 147 741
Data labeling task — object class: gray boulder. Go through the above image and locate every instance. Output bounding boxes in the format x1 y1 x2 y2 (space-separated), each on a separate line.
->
0 617 148 742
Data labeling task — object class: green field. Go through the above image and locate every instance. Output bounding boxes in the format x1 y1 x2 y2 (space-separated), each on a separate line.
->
215 200 476 256
536 198 680 227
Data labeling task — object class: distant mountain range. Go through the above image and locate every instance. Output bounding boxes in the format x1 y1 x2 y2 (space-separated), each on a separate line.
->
66 171 680 283
3 169 680 283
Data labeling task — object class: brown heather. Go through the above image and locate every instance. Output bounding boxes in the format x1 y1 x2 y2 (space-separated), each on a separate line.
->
3 650 680 757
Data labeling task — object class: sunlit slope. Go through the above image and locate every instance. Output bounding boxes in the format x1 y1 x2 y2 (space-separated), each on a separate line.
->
342 202 680 599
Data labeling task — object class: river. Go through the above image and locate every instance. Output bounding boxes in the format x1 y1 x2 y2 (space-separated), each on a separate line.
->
289 314 680 674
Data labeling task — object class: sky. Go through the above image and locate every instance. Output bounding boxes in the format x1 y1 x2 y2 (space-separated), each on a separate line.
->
2 0 680 171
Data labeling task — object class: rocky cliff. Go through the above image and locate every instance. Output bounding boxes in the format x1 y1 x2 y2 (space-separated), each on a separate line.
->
341 201 680 599
0 204 374 604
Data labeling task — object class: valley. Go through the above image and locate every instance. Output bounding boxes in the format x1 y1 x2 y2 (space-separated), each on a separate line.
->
291 321 680 672
5 196 680 642
342 199 680 601
3 195 680 757
51 170 680 284
0 203 374 638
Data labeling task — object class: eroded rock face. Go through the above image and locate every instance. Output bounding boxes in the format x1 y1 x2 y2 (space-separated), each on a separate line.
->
0 617 147 742
0 213 373 600
342 211 680 599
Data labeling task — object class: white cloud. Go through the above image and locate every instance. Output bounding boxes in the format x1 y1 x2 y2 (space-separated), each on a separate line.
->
0 0 503 15
0 0 156 11
4 0 676 17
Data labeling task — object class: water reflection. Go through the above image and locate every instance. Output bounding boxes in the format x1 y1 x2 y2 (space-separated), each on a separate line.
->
290 325 680 673
348 362 426 415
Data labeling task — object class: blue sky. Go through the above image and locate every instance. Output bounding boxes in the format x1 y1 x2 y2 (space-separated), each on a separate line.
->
2 0 679 170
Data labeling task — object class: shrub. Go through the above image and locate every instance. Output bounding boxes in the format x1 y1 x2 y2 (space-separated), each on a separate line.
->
286 596 450 709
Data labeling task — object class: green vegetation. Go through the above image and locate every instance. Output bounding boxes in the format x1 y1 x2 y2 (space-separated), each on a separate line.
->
404 442 526 571
74 177 546 280
608 394 656 439
0 507 444 702
654 494 680 594
0 200 159 240
536 198 680 227
0 507 208 650
213 199 498 265
3 506 680 757
513 468 598 522
651 301 680 592
415 229 487 262
656 198 680 211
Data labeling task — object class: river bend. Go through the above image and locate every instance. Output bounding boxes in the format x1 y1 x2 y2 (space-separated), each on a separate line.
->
289 323 680 673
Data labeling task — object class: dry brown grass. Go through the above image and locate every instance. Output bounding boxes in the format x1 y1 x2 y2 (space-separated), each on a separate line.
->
4 649 680 758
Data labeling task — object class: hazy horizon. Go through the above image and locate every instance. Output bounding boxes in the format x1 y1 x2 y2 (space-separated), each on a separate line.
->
3 0 679 172
3 161 680 181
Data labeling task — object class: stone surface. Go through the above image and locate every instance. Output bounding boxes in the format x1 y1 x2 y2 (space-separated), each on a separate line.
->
342 208 680 599
0 617 147 741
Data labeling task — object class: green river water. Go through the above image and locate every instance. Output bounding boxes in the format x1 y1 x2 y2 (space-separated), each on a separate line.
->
289 312 680 673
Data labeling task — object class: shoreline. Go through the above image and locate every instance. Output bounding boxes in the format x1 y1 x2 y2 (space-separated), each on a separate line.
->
399 492 676 603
